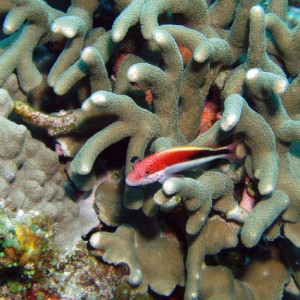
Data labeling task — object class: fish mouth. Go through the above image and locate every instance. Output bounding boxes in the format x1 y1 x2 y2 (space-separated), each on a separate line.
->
125 176 139 186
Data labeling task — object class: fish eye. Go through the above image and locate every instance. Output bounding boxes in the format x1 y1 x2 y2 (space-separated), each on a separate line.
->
145 170 150 175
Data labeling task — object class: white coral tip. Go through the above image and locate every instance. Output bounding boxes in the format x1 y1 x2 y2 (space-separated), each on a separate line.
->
274 78 288 95
3 24 12 34
91 92 107 105
51 22 76 38
260 184 274 195
153 29 166 43
227 205 249 223
163 180 176 195
129 269 142 285
51 23 59 33
246 68 260 80
127 65 139 82
81 47 94 61
62 26 76 38
194 43 211 63
251 5 263 14
89 232 101 249
221 114 237 131
112 30 123 43
81 100 91 111
80 164 91 175
194 50 205 63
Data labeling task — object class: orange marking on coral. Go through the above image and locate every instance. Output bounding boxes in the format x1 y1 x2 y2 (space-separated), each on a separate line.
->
177 43 192 65
197 100 219 136
132 82 154 105
113 52 131 75
113 52 154 105
145 89 154 105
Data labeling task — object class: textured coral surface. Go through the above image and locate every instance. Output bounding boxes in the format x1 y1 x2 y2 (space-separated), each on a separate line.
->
0 0 300 299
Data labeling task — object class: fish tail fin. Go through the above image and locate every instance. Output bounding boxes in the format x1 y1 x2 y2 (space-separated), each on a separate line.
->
225 142 247 162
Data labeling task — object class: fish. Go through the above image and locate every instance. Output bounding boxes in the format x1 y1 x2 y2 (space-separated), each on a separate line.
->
126 143 243 186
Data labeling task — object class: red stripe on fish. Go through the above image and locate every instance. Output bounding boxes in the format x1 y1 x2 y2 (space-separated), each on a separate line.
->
126 143 240 186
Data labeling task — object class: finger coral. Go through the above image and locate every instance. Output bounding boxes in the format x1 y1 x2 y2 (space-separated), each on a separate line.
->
1 0 300 299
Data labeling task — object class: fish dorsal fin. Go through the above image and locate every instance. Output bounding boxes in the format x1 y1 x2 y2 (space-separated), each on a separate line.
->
164 154 228 175
130 156 142 163
160 145 221 153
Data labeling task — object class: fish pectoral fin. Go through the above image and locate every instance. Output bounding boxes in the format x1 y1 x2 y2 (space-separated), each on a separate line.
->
158 177 169 184
158 173 183 183
164 154 227 175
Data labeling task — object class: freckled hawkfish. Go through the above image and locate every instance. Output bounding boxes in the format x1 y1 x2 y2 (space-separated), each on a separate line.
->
126 143 242 186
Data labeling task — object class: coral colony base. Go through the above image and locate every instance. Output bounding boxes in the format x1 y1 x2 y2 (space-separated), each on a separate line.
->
0 0 300 299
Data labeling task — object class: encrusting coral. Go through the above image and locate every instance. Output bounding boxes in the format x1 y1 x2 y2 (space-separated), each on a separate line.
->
0 88 100 251
0 0 300 299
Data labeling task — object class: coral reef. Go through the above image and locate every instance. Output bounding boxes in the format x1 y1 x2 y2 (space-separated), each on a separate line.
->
0 0 300 299
0 199 55 293
0 88 100 251
0 199 127 298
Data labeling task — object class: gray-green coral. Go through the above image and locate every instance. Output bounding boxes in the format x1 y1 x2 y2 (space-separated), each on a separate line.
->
0 0 300 299
0 89 99 251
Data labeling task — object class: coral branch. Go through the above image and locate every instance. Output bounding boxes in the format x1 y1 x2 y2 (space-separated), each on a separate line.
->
192 94 278 196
